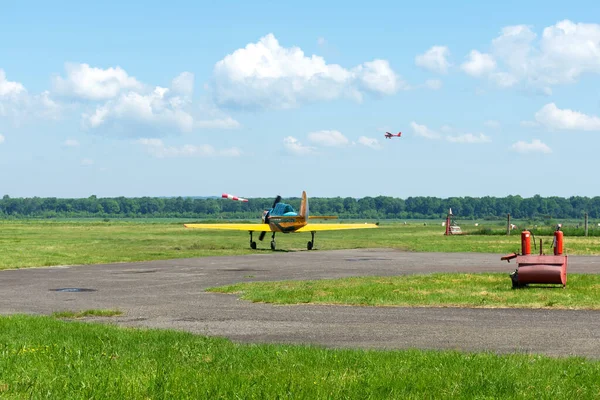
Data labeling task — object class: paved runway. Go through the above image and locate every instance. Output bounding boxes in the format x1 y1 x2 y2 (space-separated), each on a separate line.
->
2 249 600 358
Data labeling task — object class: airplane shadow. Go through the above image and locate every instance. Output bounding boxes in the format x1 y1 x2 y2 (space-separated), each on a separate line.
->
251 248 314 253
251 248 293 253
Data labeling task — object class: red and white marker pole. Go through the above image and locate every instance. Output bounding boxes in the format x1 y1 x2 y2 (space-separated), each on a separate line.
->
222 193 248 202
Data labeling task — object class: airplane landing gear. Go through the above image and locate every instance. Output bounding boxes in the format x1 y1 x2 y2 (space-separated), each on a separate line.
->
249 231 257 250
271 232 276 250
307 231 315 250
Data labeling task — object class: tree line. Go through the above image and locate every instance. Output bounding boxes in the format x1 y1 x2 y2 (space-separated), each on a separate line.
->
1 194 600 220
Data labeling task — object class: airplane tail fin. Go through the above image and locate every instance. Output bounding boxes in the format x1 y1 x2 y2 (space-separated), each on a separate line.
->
299 191 309 221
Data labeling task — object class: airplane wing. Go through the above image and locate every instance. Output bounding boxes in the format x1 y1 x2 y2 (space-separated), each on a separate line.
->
184 223 273 232
295 223 378 232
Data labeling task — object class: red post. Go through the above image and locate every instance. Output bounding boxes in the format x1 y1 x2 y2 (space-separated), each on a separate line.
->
521 231 531 255
554 231 564 255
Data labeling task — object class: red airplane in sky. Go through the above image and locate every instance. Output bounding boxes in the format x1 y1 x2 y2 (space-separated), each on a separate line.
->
384 131 402 139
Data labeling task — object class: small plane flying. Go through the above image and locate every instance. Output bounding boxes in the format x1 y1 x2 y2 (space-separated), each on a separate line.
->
184 191 378 250
384 131 402 139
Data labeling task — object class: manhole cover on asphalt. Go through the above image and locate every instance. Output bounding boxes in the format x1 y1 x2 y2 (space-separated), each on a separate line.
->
50 288 97 292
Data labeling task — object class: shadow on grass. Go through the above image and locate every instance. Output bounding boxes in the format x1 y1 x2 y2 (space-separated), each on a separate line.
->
513 285 566 290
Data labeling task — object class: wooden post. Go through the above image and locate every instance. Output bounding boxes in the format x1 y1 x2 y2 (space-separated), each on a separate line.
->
506 213 511 235
585 213 589 237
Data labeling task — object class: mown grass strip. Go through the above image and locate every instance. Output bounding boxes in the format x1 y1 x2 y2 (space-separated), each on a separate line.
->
207 273 600 310
1 315 599 399
2 220 600 270
51 309 123 319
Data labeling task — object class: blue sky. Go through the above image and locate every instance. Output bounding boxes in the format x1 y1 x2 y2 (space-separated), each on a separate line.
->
1 0 600 199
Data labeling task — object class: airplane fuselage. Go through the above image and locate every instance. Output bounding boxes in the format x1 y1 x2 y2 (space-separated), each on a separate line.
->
266 216 307 233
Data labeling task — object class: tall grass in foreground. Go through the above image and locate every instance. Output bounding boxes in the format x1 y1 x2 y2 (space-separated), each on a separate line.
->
1 315 599 399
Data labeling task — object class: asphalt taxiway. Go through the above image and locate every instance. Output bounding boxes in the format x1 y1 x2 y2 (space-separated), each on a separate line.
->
2 249 600 358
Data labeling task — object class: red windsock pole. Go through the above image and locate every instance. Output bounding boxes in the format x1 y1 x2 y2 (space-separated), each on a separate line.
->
222 193 248 202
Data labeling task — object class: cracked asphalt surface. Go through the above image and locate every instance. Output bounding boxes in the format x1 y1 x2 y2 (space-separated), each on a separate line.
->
2 248 600 358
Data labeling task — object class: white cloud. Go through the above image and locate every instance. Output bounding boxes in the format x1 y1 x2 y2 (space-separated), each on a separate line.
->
536 87 553 96
415 46 451 74
211 33 405 109
0 134 4 144
63 139 79 147
461 50 496 77
0 71 62 122
219 147 243 157
491 25 537 77
83 86 194 136
484 120 500 129
511 139 552 154
307 130 349 147
3 66 233 132
355 59 404 95
539 20 600 84
463 20 600 89
317 37 326 46
171 72 195 96
283 136 315 155
77 68 241 136
0 69 25 97
446 133 491 143
425 79 442 90
81 158 94 165
137 138 241 158
520 120 540 128
489 72 518 87
36 91 62 120
410 121 440 139
535 103 600 131
412 122 491 144
195 116 240 129
53 63 144 100
357 136 381 149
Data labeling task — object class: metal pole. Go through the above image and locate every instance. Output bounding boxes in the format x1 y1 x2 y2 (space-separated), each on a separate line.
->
507 213 511 235
585 213 589 237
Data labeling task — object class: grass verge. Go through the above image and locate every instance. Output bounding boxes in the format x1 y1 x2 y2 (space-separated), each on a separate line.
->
1 315 599 399
207 273 600 310
51 309 123 319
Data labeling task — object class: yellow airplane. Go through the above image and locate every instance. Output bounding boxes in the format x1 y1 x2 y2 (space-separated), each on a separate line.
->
184 191 378 250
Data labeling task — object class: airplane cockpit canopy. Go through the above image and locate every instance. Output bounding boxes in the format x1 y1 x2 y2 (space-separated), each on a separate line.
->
271 202 297 216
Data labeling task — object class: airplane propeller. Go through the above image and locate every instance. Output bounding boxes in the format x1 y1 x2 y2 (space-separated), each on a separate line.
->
259 195 282 241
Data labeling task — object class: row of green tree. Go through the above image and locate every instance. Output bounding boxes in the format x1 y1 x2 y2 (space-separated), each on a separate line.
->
2 194 600 220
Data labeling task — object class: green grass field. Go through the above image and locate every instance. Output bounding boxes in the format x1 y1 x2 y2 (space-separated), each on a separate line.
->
2 219 599 270
3 218 600 398
1 314 600 399
208 273 600 309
